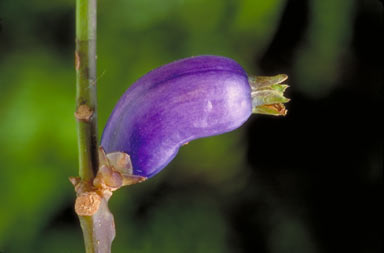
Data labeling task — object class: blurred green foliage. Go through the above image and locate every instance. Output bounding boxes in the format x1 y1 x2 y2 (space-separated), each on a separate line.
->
0 0 381 252
294 0 356 97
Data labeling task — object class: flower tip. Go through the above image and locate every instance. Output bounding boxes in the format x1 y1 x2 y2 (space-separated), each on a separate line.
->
253 103 289 116
249 73 290 116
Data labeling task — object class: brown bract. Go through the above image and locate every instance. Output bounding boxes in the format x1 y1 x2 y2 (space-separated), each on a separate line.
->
70 147 147 216
75 191 102 216
69 177 100 216
75 104 94 122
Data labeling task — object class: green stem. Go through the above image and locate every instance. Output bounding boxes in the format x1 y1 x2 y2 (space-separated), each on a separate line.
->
75 1 115 253
76 0 98 180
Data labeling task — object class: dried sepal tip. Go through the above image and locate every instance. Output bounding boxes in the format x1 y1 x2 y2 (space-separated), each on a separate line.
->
249 74 290 116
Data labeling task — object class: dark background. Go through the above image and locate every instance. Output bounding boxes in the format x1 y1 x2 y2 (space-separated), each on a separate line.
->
0 0 382 252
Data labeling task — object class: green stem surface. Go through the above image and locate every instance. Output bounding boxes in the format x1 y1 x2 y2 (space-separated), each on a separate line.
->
76 0 98 180
75 1 115 252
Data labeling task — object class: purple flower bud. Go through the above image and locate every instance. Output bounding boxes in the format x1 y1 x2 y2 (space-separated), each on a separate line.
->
101 55 289 178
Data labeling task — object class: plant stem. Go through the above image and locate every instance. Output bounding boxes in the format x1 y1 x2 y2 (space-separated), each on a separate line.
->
75 1 115 253
76 0 98 181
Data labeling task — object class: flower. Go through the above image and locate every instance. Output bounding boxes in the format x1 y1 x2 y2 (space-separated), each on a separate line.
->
100 55 289 179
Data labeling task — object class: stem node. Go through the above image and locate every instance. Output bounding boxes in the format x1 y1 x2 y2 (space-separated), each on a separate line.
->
75 104 94 122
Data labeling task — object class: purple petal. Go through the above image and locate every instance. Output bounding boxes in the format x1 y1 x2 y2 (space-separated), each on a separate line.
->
101 55 252 178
